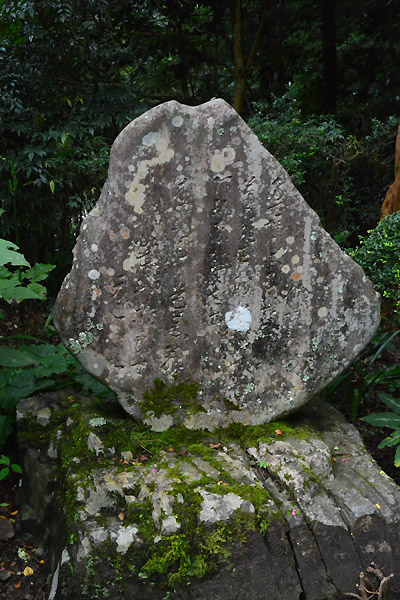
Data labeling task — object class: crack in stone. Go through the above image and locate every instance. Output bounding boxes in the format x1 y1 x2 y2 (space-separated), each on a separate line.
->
285 529 307 600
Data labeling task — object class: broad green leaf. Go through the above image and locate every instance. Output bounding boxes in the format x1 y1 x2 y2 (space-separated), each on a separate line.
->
24 263 55 283
377 392 400 414
0 274 21 293
0 239 30 267
0 286 43 302
26 282 47 299
49 180 55 194
0 284 45 302
0 368 15 388
0 347 35 367
11 463 22 474
34 351 70 378
361 412 400 429
1 370 50 402
0 454 10 466
0 468 9 481
395 446 400 468
379 429 400 448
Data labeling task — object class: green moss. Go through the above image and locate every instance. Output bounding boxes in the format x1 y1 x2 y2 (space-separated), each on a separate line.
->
19 390 327 596
140 378 205 418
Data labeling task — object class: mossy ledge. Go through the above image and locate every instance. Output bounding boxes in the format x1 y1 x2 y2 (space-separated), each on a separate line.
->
16 389 312 597
17 389 400 600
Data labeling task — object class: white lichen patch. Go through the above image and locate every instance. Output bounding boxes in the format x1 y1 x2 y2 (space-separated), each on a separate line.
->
122 249 147 272
114 525 140 554
318 307 328 318
87 431 104 456
210 152 226 173
225 306 252 332
37 407 51 427
274 248 285 259
172 115 184 127
199 490 254 524
252 218 269 229
161 515 180 535
88 269 100 280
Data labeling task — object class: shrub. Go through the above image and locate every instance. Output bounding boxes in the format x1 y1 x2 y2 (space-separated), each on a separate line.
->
349 211 400 315
248 90 398 245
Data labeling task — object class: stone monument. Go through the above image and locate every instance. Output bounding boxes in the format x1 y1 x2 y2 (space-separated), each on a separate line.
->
54 99 380 430
16 100 398 600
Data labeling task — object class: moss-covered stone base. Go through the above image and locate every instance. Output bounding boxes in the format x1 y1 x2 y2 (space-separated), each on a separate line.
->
17 391 400 600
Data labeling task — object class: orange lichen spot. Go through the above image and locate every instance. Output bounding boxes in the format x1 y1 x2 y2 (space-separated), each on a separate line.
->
120 226 131 239
105 284 117 295
108 230 118 241
292 272 302 281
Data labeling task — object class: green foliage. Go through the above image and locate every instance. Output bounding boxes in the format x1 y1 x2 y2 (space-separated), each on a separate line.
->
322 329 400 421
0 453 22 481
361 393 400 468
0 340 114 450
350 212 400 315
0 238 55 307
0 236 112 451
248 92 398 242
0 238 57 449
249 91 345 191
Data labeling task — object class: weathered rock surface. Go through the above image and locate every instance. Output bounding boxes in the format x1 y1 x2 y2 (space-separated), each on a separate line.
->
54 99 380 429
17 391 400 599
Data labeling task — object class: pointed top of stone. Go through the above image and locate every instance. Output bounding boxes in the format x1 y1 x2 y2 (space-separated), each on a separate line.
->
54 99 380 430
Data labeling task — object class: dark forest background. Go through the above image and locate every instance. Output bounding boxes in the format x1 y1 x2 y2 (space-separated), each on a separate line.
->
1 0 399 293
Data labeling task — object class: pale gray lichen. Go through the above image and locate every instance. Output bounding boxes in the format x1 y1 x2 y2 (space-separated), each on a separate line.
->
66 320 104 355
67 338 82 355
88 417 107 428
243 383 255 395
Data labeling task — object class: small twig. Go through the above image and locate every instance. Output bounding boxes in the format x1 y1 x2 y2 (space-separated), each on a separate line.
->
344 564 394 600
34 584 45 600
377 574 394 600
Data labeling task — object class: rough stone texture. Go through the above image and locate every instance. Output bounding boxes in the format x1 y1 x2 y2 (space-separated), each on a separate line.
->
53 99 380 430
17 391 400 600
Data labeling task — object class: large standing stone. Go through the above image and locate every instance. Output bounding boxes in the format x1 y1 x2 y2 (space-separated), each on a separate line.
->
54 99 380 429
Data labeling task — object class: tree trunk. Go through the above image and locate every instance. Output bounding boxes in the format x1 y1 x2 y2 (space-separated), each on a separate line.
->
232 0 270 115
321 0 337 114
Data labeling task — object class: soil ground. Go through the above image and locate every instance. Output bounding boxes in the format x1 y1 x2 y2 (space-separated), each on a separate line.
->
0 301 399 600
